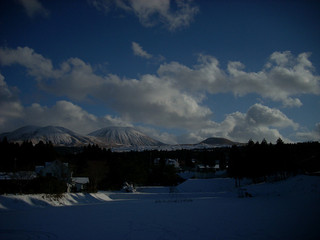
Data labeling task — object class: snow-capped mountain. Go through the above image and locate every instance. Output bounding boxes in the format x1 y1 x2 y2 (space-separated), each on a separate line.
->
88 126 164 147
199 137 239 146
0 126 239 149
0 126 95 146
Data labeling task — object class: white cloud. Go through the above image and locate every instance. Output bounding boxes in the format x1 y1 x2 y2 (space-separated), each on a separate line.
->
0 73 24 128
135 126 178 144
2 47 318 109
224 104 297 143
0 47 212 129
17 0 49 18
0 73 14 100
178 104 298 144
0 71 303 144
0 97 133 135
246 104 298 129
46 57 104 100
0 76 178 143
0 46 55 80
90 0 199 31
158 54 227 93
0 47 319 142
132 42 153 59
23 101 101 134
96 74 212 129
159 52 320 107
295 123 320 142
227 53 320 108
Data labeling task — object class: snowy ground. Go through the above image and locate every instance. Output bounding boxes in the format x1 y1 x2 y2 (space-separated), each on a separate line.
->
1 175 320 240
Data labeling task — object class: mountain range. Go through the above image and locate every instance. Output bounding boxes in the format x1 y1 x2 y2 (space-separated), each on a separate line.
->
0 126 96 147
0 126 164 147
0 125 238 148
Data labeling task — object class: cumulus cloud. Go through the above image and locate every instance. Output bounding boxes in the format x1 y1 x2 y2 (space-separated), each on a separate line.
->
17 0 49 18
23 101 100 134
159 51 320 107
23 101 135 134
132 42 153 59
223 104 297 143
179 104 298 144
0 71 301 143
0 73 131 134
0 77 174 143
0 46 319 143
158 54 226 93
295 123 320 142
95 74 212 129
246 104 298 129
0 46 212 130
2 47 318 109
0 97 133 135
0 73 24 128
0 46 55 80
90 0 199 31
135 126 178 144
228 51 320 107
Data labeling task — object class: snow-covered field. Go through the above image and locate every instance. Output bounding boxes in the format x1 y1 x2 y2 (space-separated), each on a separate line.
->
1 175 320 240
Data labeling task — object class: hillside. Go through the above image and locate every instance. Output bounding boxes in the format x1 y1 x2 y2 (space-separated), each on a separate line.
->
199 137 238 146
88 126 164 147
0 126 95 146
1 175 319 240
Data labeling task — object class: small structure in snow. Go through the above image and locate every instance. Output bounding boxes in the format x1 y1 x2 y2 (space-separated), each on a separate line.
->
69 177 90 192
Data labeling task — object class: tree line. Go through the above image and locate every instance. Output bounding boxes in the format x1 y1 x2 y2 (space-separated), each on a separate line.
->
0 137 319 193
228 139 320 186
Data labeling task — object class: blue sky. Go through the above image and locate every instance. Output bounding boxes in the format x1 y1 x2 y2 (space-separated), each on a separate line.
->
0 0 319 144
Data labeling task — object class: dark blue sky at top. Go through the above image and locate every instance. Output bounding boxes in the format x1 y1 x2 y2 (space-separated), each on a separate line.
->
0 0 319 143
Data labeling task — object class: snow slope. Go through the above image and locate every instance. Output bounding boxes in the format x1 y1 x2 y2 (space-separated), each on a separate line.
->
0 175 319 240
199 137 239 146
88 126 164 146
0 193 112 210
0 126 96 146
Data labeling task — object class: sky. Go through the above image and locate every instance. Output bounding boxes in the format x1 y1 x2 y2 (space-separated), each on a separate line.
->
0 0 320 144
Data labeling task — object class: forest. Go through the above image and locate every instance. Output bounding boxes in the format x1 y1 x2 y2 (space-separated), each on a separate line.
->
0 137 319 194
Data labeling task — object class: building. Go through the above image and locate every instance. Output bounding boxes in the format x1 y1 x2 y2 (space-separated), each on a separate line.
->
69 177 90 192
165 159 180 169
36 160 71 182
154 158 180 169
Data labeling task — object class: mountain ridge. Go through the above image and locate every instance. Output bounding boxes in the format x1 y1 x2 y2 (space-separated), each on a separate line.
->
0 125 164 147
199 137 239 146
0 126 240 148
0 125 96 147
88 126 164 147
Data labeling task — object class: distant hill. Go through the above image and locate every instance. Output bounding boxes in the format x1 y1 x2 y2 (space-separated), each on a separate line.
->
0 126 96 146
199 137 238 146
88 126 164 147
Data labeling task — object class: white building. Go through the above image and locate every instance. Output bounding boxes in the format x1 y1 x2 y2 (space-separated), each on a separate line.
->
69 177 90 192
36 160 70 181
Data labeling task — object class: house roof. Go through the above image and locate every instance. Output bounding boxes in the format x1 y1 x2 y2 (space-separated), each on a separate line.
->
72 177 89 184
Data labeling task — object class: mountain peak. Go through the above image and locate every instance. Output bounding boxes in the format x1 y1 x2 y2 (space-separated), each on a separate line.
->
0 125 94 146
88 126 164 147
199 137 237 146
